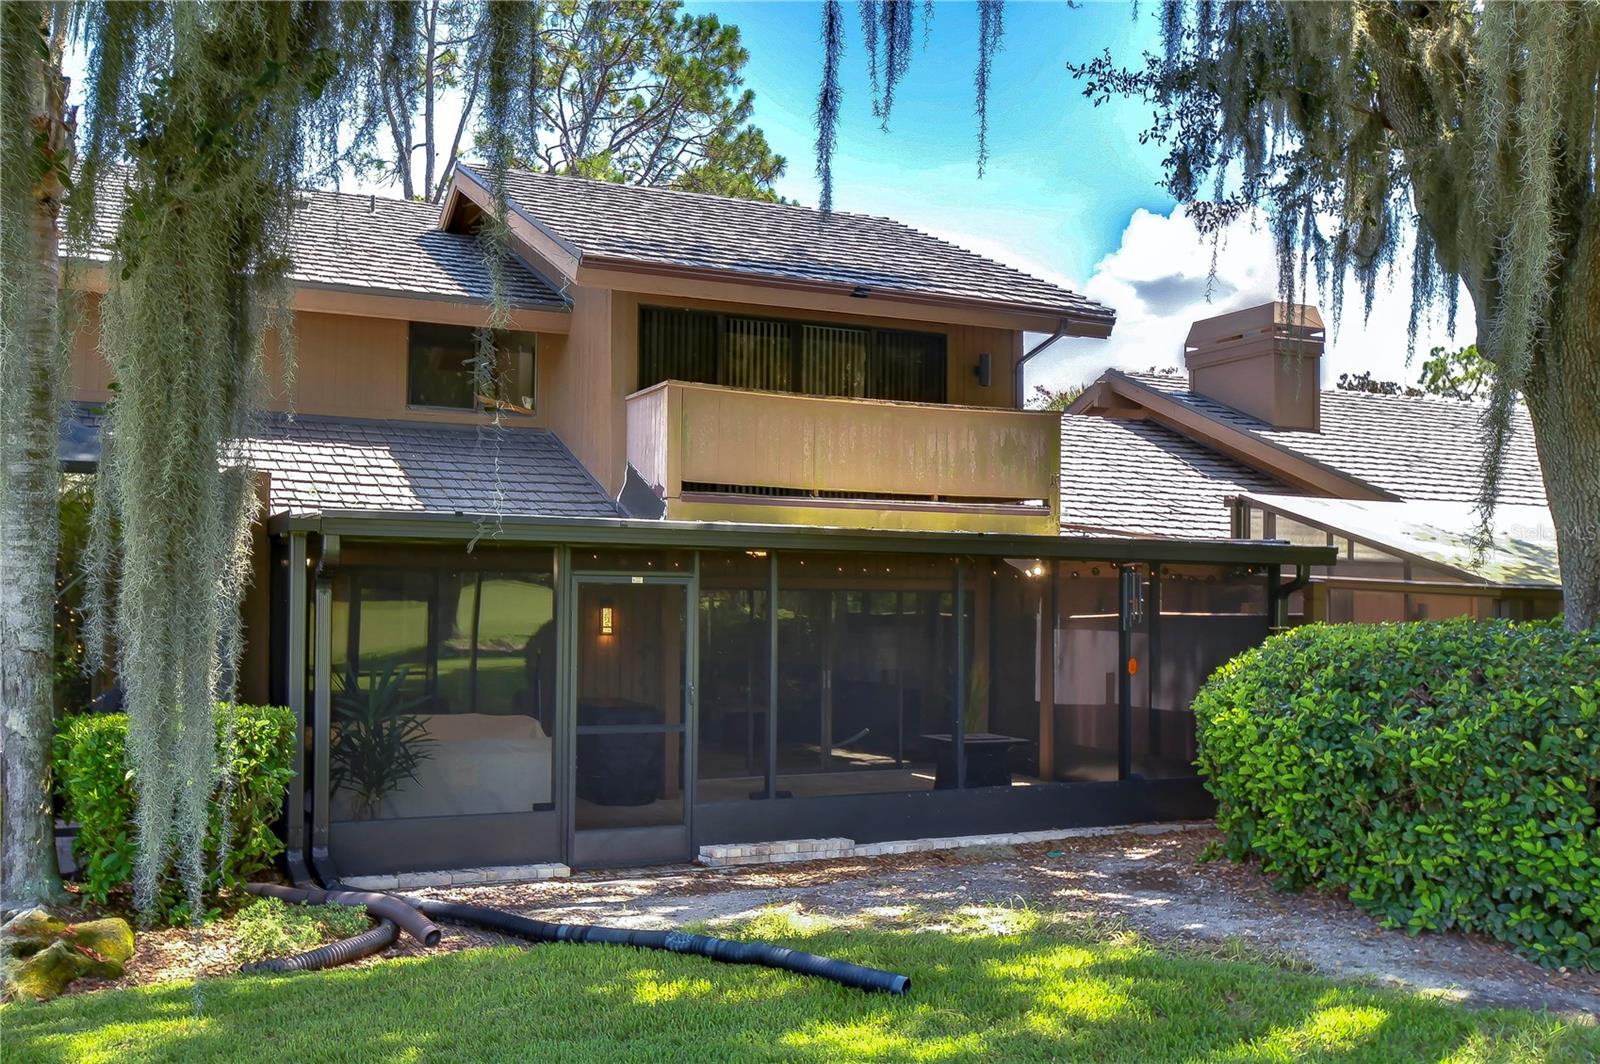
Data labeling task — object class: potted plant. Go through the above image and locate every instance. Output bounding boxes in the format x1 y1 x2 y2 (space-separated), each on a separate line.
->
330 663 435 820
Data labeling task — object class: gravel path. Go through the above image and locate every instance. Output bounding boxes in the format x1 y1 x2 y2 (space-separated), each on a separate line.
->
412 826 1600 1018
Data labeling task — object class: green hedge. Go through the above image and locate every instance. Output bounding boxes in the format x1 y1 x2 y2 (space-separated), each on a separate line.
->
55 704 296 918
1194 618 1600 970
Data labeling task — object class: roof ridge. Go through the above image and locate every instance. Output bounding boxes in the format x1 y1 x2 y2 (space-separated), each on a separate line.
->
494 164 890 223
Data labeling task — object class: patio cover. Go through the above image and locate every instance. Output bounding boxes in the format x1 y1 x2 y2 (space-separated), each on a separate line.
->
1236 493 1559 588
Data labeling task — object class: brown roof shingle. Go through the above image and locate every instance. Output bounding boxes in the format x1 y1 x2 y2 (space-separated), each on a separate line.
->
1060 415 1292 538
467 165 1111 321
1119 371 1548 506
79 175 567 310
244 414 616 518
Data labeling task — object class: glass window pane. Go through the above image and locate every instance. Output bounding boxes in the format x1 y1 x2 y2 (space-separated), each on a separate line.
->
962 558 1047 787
408 323 476 409
775 553 958 798
868 330 946 403
639 306 720 388
1144 564 1269 779
1274 515 1331 548
575 582 686 830
697 552 771 801
1051 563 1122 782
570 547 693 574
799 324 868 396
330 553 555 823
492 332 537 414
724 317 793 391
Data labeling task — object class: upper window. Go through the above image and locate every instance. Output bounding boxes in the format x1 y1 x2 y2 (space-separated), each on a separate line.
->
408 322 536 414
638 307 947 404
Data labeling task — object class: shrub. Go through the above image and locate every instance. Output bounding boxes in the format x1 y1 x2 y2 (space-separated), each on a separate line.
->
230 896 369 963
1195 618 1600 970
55 703 297 919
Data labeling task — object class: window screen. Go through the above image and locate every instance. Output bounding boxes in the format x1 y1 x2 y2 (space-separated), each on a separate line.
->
638 307 946 403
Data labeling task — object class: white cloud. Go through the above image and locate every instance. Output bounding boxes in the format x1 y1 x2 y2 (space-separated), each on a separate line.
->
1028 205 1474 396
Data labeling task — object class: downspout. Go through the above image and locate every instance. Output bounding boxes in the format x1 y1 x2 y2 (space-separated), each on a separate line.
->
1270 563 1312 630
1014 320 1068 408
310 532 341 887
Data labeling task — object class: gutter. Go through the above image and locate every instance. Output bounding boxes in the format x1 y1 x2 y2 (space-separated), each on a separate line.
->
268 508 1339 568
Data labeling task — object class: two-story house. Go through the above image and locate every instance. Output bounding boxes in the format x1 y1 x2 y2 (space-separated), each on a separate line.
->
65 170 1330 880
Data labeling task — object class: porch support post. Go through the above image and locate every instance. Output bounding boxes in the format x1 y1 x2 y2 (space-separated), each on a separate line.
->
953 562 966 789
766 550 778 800
311 570 333 864
283 532 309 883
1036 562 1055 782
1117 567 1135 781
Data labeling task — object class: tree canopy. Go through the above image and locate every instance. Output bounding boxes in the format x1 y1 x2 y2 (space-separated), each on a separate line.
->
366 0 785 203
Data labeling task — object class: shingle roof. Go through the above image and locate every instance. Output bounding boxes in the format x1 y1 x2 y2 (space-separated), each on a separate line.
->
468 165 1110 321
1118 371 1548 506
244 414 616 518
62 405 613 519
79 175 567 310
1060 415 1293 538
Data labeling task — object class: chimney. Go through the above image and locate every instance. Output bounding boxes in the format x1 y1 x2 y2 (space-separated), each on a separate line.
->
1183 302 1324 431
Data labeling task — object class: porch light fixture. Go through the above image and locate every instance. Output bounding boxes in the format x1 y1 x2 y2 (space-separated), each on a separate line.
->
598 601 615 637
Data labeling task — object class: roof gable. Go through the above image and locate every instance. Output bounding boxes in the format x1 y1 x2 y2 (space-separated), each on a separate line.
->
77 174 567 312
1108 371 1547 507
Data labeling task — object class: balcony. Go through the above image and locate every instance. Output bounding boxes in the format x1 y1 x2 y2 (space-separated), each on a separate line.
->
625 381 1061 533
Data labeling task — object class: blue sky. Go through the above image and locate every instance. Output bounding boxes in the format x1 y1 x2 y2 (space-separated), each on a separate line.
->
688 1 1170 285
690 1 1473 392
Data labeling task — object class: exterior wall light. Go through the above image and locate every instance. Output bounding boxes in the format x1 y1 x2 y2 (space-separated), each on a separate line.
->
599 602 615 637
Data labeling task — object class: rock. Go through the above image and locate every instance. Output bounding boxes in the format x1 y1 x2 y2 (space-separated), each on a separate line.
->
2 911 135 1001
70 919 136 969
1 909 69 957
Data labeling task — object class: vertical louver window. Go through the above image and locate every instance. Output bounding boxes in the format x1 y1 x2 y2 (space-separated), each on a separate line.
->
799 325 868 397
868 330 946 403
638 307 947 404
638 306 719 386
722 317 792 391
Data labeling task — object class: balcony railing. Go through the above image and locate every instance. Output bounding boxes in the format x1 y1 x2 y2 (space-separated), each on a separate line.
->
625 381 1060 533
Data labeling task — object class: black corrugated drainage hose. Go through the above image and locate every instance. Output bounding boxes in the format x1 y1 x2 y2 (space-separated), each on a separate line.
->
407 897 911 995
245 883 443 947
241 918 399 974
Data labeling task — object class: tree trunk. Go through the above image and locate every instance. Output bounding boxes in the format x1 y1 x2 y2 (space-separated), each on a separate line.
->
0 53 70 913
1522 211 1600 632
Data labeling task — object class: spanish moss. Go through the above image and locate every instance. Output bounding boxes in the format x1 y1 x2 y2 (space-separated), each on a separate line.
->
816 0 844 213
70 0 379 919
817 0 1007 208
975 0 1004 177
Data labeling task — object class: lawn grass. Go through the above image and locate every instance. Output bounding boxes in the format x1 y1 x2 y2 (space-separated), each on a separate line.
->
4 910 1594 1063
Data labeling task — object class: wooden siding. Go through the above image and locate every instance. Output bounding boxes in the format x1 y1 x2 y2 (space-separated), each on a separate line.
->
66 295 565 429
627 380 1060 534
66 283 1036 511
